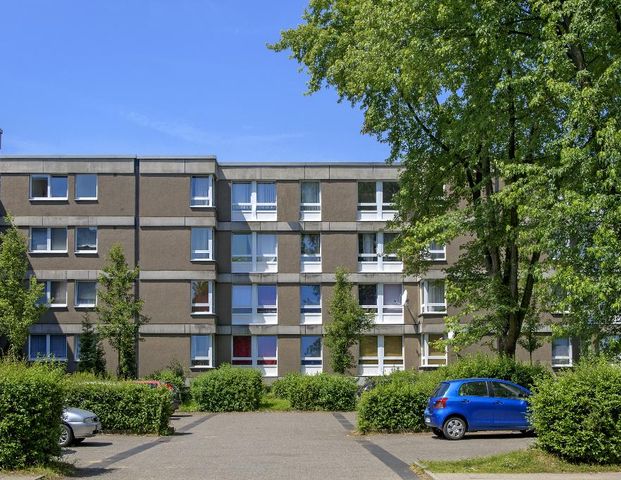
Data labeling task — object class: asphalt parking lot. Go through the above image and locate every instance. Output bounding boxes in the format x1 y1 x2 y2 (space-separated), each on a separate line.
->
61 412 534 480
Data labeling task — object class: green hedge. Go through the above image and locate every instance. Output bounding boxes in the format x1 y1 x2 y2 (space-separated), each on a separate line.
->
145 368 190 403
64 379 173 435
530 358 621 464
191 365 262 412
272 373 357 411
0 362 65 469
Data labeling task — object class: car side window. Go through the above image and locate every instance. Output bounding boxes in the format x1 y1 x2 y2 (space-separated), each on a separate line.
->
458 381 488 397
491 382 526 399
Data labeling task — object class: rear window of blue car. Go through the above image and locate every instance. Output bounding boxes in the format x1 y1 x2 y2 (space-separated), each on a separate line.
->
432 382 450 397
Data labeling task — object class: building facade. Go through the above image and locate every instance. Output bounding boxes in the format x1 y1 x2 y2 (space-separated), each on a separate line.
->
0 156 572 377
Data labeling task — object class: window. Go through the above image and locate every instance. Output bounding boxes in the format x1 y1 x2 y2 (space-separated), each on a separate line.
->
300 181 321 220
459 381 489 397
358 232 402 272
75 281 97 307
75 174 97 200
491 382 528 399
358 335 404 376
74 336 81 361
232 335 278 376
300 285 321 324
190 176 213 207
301 336 322 374
426 241 446 261
232 284 277 324
191 335 213 368
231 233 277 273
38 281 67 307
422 333 447 367
300 234 321 272
357 181 398 220
421 280 447 313
30 228 67 253
190 228 213 261
191 281 213 314
30 175 68 200
75 227 97 253
29 334 67 360
358 284 404 324
552 337 572 367
231 181 276 220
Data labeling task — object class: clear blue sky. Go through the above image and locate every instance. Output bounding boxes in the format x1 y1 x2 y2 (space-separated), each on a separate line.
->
0 1 389 162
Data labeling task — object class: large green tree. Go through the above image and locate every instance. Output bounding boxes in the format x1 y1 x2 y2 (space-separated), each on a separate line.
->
272 0 621 356
97 244 148 378
0 219 46 360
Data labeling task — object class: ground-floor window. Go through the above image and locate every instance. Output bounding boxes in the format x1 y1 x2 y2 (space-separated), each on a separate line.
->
191 335 213 368
232 335 278 376
552 337 572 367
301 335 322 374
29 334 67 361
421 333 447 367
358 335 404 376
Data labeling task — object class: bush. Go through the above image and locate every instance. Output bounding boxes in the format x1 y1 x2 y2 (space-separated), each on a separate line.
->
191 365 262 412
357 381 430 433
145 363 190 403
64 379 172 435
0 362 65 469
273 373 357 411
530 358 621 464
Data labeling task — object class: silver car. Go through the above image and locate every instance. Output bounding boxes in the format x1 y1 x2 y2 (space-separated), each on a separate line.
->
60 407 102 447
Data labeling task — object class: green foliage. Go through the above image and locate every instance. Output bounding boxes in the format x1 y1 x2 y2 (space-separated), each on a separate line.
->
272 373 357 411
530 358 621 464
77 314 106 376
64 378 172 435
190 365 262 412
96 244 148 379
518 315 545 365
145 359 190 403
325 267 373 374
0 361 64 469
0 218 47 360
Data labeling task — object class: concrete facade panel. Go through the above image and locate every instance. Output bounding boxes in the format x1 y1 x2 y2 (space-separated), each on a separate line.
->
278 284 300 327
277 233 300 274
321 181 356 222
278 336 300 375
277 182 299 222
321 233 357 273
140 227 216 271
139 335 189 377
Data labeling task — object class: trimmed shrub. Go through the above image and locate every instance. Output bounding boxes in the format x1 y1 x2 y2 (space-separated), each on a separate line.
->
64 379 173 435
191 365 262 412
146 367 190 403
273 373 357 411
0 361 64 469
530 358 621 464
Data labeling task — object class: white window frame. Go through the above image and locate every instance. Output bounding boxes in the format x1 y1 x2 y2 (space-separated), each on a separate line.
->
29 227 68 253
28 334 68 361
358 335 404 376
300 335 323 374
359 284 404 324
231 232 277 273
421 333 448 367
75 174 98 201
231 181 277 221
552 337 573 367
191 280 214 315
300 233 321 273
190 227 214 262
425 241 447 261
421 280 447 314
75 281 97 308
29 174 68 201
190 176 214 207
358 232 403 272
232 284 278 325
300 181 321 221
74 335 81 362
39 280 68 308
357 181 397 221
75 227 98 254
300 284 322 325
231 335 278 377
191 334 214 368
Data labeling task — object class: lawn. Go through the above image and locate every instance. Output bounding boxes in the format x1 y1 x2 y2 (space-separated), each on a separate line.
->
1 461 75 479
419 449 621 474
177 393 291 413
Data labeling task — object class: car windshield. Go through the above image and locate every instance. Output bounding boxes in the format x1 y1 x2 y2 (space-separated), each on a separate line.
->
432 382 450 398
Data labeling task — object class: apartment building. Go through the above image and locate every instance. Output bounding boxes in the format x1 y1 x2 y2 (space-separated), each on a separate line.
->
0 156 570 377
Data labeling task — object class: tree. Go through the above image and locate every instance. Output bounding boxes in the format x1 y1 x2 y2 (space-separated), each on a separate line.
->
96 244 147 378
271 1 621 356
0 218 46 360
77 313 106 376
518 313 544 366
326 267 373 374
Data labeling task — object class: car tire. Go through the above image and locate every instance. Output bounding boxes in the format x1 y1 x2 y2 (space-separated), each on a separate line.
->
443 416 467 440
59 423 74 447
431 427 444 438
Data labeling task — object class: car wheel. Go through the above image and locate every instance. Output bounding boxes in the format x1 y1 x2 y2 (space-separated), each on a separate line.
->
59 423 74 447
431 427 444 438
443 417 466 440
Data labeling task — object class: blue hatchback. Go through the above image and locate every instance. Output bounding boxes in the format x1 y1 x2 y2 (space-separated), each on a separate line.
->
423 378 531 440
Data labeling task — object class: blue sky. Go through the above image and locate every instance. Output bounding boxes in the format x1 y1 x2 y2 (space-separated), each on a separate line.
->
0 1 389 162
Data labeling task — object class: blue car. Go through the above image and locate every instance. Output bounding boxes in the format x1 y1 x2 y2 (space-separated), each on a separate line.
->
423 378 531 440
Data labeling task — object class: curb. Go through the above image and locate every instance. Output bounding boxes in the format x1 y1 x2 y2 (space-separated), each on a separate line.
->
412 460 440 480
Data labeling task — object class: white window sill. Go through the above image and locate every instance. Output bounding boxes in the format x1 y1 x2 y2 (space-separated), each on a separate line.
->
191 311 213 316
75 304 96 309
30 357 68 362
50 304 68 308
421 310 448 315
75 251 98 255
75 197 98 201
190 258 214 262
190 204 214 208
30 250 68 255
29 197 68 202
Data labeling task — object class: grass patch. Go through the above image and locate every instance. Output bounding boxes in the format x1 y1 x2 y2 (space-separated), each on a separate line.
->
259 393 291 411
1 460 75 479
420 448 621 474
178 400 200 412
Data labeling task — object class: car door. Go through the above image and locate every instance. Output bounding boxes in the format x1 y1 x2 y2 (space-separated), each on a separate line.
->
457 381 495 430
489 381 530 429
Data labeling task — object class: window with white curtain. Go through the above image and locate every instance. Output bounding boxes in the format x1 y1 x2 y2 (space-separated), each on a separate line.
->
37 280 68 307
552 338 572 367
75 281 97 307
358 232 402 272
421 280 447 313
75 227 97 253
231 233 277 272
190 176 213 207
231 181 277 220
190 228 213 261
358 284 404 323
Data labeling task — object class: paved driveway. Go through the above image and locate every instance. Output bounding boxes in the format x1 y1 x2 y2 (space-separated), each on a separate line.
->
62 412 533 480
